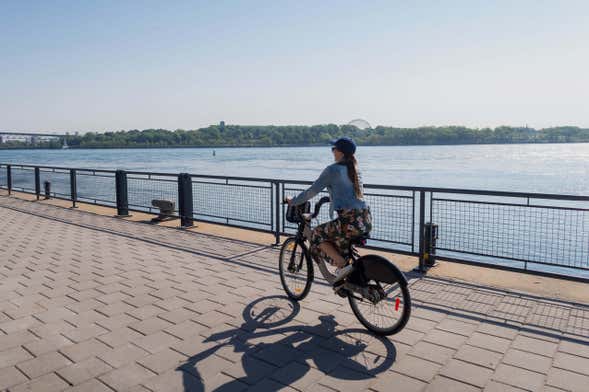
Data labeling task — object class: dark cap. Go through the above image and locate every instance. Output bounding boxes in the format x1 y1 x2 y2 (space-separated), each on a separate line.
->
330 137 356 155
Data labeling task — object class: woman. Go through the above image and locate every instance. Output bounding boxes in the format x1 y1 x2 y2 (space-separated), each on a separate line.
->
287 137 372 282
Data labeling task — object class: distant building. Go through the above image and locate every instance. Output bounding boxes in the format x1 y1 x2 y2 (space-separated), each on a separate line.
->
220 121 225 131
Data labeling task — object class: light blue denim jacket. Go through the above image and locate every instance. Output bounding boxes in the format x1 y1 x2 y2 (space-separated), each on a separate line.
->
290 163 367 218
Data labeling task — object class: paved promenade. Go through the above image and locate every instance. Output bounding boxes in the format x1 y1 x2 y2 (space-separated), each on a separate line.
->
0 196 588 392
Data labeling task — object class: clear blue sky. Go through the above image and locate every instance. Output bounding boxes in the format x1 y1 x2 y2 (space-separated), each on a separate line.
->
1 0 588 132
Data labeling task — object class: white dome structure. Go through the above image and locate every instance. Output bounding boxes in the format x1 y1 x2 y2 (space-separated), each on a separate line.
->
347 119 371 130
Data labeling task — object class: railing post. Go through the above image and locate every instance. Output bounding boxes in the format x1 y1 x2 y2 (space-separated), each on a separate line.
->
70 169 77 208
115 170 130 217
34 167 41 200
6 165 11 195
418 190 426 273
274 181 281 246
178 173 194 227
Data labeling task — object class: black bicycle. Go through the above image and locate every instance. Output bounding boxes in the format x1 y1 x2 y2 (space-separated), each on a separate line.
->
278 197 411 336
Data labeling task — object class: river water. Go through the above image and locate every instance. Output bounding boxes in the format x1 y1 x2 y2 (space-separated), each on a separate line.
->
0 143 588 194
1 144 588 278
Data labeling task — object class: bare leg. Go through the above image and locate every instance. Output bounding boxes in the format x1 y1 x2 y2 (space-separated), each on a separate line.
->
318 242 346 268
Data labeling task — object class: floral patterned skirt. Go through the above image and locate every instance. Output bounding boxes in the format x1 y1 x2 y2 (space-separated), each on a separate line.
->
310 208 372 263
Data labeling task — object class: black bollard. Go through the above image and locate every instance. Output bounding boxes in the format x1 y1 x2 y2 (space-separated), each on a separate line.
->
44 181 51 199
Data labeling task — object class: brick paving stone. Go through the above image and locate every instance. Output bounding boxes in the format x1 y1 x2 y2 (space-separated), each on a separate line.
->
270 361 326 391
222 354 277 385
0 316 41 334
423 329 468 350
406 316 438 334
99 362 157 390
484 381 528 391
63 323 109 343
454 344 503 369
129 316 174 335
0 345 34 368
249 378 297 392
62 378 114 392
0 366 28 390
511 335 558 357
56 356 113 385
546 368 589 392
409 341 456 365
391 355 442 382
133 331 182 354
95 313 138 331
503 349 552 374
436 318 479 336
59 338 112 363
315 367 375 392
164 319 209 341
157 308 199 324
424 375 480 392
492 364 546 391
29 321 76 339
558 340 589 359
23 333 74 357
476 322 519 340
97 327 145 348
142 369 205 392
98 343 150 368
552 352 589 376
467 332 512 354
16 350 72 379
9 372 70 392
137 347 189 374
440 359 493 388
371 370 427 392
390 328 425 346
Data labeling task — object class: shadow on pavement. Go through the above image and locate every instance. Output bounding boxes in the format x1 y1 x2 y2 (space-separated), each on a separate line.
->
177 295 398 391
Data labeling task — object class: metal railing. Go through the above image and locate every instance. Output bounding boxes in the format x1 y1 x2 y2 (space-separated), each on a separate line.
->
1 162 588 282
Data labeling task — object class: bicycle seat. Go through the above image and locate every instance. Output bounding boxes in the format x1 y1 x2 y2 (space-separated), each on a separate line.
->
350 234 370 246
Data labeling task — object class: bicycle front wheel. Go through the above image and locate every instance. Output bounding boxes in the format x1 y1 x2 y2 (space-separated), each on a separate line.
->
279 237 313 301
348 255 411 336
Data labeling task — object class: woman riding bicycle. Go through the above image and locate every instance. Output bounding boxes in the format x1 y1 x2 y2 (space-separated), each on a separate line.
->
287 137 372 282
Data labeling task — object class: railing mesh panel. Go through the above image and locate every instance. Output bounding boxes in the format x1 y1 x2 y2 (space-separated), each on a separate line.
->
10 167 35 193
0 165 6 188
76 171 116 205
40 169 71 199
128 175 178 214
433 196 589 270
192 178 272 229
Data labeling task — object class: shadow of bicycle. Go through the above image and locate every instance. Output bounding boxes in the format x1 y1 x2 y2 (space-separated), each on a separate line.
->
176 295 398 391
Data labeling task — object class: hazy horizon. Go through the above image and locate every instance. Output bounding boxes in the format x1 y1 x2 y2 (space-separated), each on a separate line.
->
2 1 588 133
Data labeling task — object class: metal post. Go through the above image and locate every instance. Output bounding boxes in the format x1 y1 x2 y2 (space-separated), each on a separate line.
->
274 181 281 245
178 173 194 227
115 170 130 217
70 169 77 208
6 165 11 195
34 167 41 200
418 191 426 273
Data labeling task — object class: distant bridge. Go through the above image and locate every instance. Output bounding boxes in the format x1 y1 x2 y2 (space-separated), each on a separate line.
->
0 131 68 137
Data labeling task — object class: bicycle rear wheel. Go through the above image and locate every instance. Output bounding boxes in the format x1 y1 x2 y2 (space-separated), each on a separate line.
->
348 255 411 336
279 237 313 301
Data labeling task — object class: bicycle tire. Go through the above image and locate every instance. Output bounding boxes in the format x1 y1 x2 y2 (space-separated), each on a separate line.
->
279 237 314 301
348 255 411 336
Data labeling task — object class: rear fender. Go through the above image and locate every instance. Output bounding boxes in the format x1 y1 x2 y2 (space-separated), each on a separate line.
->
357 255 408 287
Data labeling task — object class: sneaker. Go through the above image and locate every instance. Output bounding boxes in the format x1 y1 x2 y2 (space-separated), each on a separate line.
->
333 264 354 283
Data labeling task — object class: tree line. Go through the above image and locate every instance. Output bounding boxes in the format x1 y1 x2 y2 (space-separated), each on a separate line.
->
2 125 589 149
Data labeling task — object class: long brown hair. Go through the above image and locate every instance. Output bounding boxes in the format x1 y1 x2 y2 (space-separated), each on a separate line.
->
342 152 363 199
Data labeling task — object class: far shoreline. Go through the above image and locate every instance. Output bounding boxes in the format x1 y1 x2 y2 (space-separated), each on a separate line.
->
2 140 589 151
